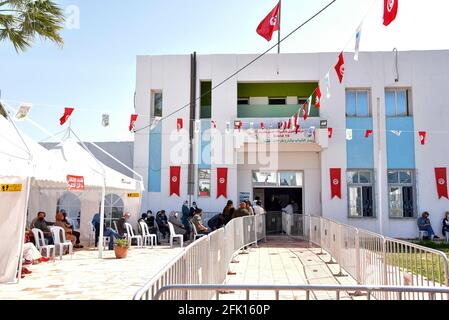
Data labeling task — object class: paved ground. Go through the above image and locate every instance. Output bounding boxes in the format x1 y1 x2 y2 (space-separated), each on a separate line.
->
220 237 365 300
0 244 183 300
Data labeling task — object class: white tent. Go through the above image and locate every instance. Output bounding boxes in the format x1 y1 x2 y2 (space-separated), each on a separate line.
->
0 114 143 284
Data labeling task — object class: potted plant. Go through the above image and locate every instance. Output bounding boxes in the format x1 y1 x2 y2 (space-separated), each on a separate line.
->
114 238 128 259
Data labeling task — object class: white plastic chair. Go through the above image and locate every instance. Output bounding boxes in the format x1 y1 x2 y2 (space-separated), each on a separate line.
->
168 222 183 248
113 220 119 233
190 221 206 241
418 230 428 241
88 221 96 246
31 228 55 260
125 223 142 247
446 232 449 244
140 222 157 248
50 226 73 260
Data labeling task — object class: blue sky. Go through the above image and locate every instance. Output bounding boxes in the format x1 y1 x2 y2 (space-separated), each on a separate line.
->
1 0 448 142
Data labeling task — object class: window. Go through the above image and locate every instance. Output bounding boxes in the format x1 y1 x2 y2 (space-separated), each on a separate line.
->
252 171 303 187
152 92 163 118
346 89 370 117
57 192 81 229
268 97 286 105
388 170 415 218
238 98 249 105
198 169 211 197
104 194 124 228
297 97 308 105
347 170 374 217
386 89 411 116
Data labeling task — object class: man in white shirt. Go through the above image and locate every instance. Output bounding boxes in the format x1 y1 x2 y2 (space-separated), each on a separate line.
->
253 201 265 215
282 201 294 215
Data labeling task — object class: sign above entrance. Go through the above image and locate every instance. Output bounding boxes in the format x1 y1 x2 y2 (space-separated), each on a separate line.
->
238 128 316 144
127 192 140 198
67 175 84 191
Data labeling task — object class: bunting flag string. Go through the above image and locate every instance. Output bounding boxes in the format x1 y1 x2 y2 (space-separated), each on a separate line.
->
129 114 138 132
60 107 74 126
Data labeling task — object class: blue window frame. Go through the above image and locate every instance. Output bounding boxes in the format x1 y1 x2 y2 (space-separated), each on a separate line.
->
346 89 370 117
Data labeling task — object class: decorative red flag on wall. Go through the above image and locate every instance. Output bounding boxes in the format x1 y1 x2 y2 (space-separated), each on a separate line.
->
315 86 322 108
419 131 427 145
60 108 74 125
435 168 449 199
365 129 373 138
260 122 265 130
383 0 398 26
129 114 138 132
328 128 333 139
170 166 181 197
330 168 342 199
67 175 84 191
334 52 345 83
177 118 183 132
303 102 308 121
217 168 228 199
256 1 280 41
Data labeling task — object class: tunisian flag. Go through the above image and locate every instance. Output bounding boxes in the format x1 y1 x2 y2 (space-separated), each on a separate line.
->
60 107 74 125
435 168 449 199
383 0 398 26
315 86 322 108
330 168 342 199
177 118 183 132
170 166 181 197
217 168 228 199
129 114 138 132
334 52 345 83
256 1 280 41
419 131 427 145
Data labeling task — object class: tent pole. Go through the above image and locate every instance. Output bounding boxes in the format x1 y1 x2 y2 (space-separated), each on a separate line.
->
99 179 106 259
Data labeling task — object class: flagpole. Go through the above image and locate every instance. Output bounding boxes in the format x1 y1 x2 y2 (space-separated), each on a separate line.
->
278 0 282 54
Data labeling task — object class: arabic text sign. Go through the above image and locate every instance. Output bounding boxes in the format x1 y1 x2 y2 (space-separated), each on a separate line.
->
67 175 84 191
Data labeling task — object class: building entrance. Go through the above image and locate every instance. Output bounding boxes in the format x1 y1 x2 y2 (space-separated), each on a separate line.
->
254 187 302 235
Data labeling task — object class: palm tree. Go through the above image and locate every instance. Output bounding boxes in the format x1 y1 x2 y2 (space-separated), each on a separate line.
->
0 0 65 52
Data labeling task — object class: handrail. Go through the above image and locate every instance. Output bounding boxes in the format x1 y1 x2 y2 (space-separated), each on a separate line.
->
153 284 449 300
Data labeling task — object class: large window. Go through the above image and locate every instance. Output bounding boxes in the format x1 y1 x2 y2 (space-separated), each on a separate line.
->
152 91 163 118
386 89 411 117
252 171 303 187
268 97 287 105
388 170 415 218
198 169 211 197
347 170 374 217
346 89 370 117
57 192 81 230
104 193 124 228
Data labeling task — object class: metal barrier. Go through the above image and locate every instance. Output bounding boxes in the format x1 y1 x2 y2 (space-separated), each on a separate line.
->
133 214 267 300
153 284 449 301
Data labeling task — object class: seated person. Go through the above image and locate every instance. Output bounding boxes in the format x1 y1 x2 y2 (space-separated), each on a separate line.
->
91 213 121 250
191 209 210 235
417 211 439 240
54 211 77 245
168 211 187 241
156 210 169 238
23 230 50 264
137 213 148 234
60 210 83 248
146 214 161 245
207 213 225 231
30 211 54 245
442 212 449 238
116 213 132 237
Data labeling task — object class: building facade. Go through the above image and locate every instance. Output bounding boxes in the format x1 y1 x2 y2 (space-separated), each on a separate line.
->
134 51 449 238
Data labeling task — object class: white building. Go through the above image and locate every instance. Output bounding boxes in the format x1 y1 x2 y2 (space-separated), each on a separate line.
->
134 50 449 239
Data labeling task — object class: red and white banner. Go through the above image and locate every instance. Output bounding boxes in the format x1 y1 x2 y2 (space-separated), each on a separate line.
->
330 168 342 199
334 52 345 83
328 128 333 139
60 107 74 125
177 118 183 132
435 168 449 199
315 86 322 108
383 0 398 26
170 166 181 197
129 114 138 132
67 175 84 191
256 1 280 41
365 129 373 138
217 168 228 199
419 131 427 145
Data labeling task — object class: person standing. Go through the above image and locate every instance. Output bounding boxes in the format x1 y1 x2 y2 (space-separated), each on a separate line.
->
253 201 266 215
232 201 251 219
245 200 255 215
222 200 235 225
181 201 191 240
442 212 449 238
116 212 131 237
282 200 294 215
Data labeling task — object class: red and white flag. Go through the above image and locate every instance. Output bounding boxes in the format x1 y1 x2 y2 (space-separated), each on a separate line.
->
260 122 265 130
170 166 181 197
365 129 373 138
419 131 427 145
328 128 333 139
177 118 183 131
287 118 291 130
129 114 138 132
256 1 280 41
330 168 342 199
60 107 74 125
383 0 398 26
435 168 449 199
303 101 308 121
217 168 228 199
334 52 345 83
315 86 322 108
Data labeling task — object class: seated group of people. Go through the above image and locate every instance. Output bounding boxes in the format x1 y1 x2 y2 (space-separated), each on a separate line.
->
417 211 449 240
30 210 84 248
